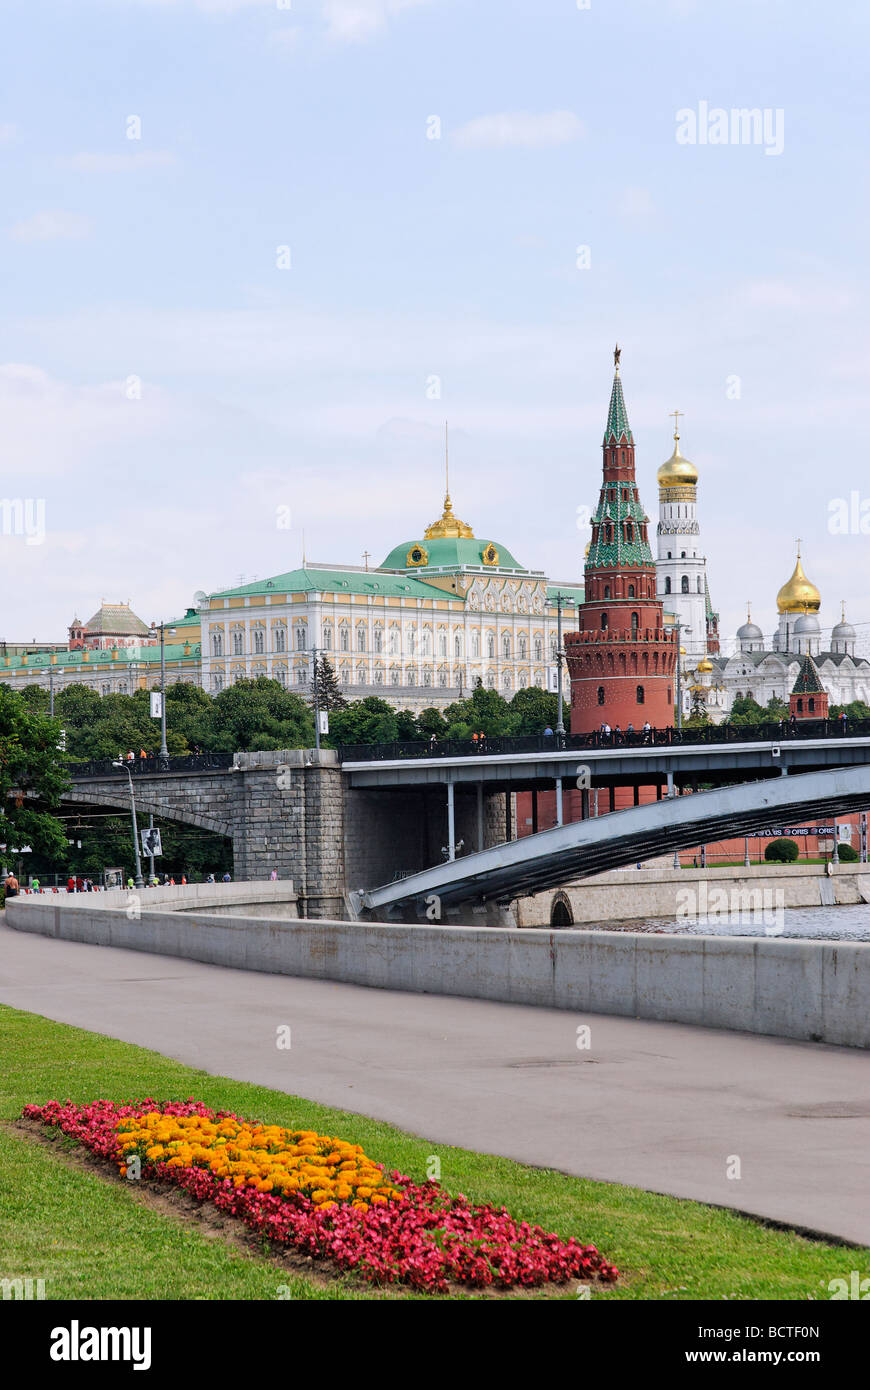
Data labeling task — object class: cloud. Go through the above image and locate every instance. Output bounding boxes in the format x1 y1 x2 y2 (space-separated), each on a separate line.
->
321 0 432 42
8 210 93 242
66 150 177 173
452 110 585 150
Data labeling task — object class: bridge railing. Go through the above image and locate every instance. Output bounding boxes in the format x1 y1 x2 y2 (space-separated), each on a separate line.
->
68 752 237 779
338 718 870 762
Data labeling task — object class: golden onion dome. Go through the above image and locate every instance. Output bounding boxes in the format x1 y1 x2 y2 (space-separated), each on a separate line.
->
697 657 713 673
657 420 698 489
776 550 821 614
423 492 474 540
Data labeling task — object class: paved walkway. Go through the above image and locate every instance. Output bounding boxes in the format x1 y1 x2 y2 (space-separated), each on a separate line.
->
1 919 868 1246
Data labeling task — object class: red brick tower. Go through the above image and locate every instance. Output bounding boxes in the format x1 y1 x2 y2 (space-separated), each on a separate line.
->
789 654 829 720
565 347 677 733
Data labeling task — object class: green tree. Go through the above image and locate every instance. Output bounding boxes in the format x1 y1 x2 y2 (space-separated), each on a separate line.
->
729 696 767 727
443 680 519 737
0 685 70 872
309 656 347 712
765 695 789 721
510 686 558 734
685 688 711 728
417 707 448 738
210 678 314 752
764 837 799 863
327 697 399 746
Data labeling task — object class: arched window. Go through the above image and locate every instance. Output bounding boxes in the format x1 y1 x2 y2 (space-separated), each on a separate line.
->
454 633 462 658
295 626 307 651
389 629 398 655
487 634 495 659
636 685 645 704
681 575 689 594
601 613 608 630
697 577 703 593
534 637 543 661
323 626 333 651
518 635 527 659
340 626 349 652
374 627 383 653
211 631 223 656
275 627 286 653
357 628 366 652
664 576 672 595
631 612 638 635
597 686 605 705
232 631 243 656
472 633 480 658
603 585 610 599
253 629 265 655
627 584 635 598
502 635 511 659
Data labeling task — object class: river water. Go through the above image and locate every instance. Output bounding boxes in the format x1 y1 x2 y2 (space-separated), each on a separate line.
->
605 904 870 941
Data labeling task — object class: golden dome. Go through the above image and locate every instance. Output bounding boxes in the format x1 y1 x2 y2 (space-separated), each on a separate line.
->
776 549 820 614
423 493 474 540
657 436 698 489
697 657 713 673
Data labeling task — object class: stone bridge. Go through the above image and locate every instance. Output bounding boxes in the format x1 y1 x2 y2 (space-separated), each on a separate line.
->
64 751 508 918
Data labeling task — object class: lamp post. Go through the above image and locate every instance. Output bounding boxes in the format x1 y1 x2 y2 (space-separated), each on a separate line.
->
310 647 322 754
150 622 176 771
113 759 144 888
674 622 692 731
553 592 574 741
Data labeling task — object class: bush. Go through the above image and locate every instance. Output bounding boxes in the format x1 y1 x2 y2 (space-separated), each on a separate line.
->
764 838 799 863
836 843 858 862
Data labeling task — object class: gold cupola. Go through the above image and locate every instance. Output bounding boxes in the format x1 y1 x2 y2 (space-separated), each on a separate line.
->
657 412 698 489
697 656 713 673
776 544 821 614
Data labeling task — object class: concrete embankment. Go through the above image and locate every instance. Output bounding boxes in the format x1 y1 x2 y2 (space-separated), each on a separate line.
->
7 886 870 1049
515 862 870 927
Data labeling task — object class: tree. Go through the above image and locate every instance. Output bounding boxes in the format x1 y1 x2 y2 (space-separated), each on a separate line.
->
327 697 399 746
210 678 314 751
0 686 70 872
765 695 789 721
510 686 558 734
685 688 711 728
443 680 519 738
729 696 767 727
764 837 799 863
417 707 448 738
309 657 347 712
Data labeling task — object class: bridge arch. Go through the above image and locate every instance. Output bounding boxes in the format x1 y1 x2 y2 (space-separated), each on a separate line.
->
61 788 233 840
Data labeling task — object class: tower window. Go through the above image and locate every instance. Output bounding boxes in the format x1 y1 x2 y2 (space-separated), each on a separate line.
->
636 685 645 704
603 585 610 599
597 686 605 705
631 612 639 635
665 576 672 595
628 584 635 598
681 575 689 594
601 613 608 630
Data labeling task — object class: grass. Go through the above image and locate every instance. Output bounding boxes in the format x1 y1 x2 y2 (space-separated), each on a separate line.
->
0 1004 864 1301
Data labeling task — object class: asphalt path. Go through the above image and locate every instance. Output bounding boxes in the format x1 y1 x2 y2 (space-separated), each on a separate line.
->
1 918 868 1247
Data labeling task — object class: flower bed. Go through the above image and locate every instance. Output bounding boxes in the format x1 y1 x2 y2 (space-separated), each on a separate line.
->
22 1099 619 1293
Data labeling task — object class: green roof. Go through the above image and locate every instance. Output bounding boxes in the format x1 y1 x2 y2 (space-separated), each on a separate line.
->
547 585 584 608
792 654 825 695
211 566 451 601
603 369 634 446
379 537 527 572
0 642 200 672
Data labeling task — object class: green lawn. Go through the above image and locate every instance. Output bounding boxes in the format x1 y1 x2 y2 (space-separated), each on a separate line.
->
0 1005 862 1301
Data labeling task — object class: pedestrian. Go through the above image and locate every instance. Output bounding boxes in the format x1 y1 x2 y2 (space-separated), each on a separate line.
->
126 749 134 763
603 722 612 742
139 747 147 763
222 871 231 883
270 869 278 881
627 722 634 736
429 733 438 752
76 876 84 892
613 724 621 744
180 874 187 885
31 877 40 893
4 873 19 899
479 731 487 749
206 872 215 884
789 712 798 736
543 725 554 739
840 709 848 736
67 875 75 893
471 732 479 751
127 876 134 889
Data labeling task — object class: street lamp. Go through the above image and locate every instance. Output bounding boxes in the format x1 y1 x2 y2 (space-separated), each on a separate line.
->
673 622 692 731
112 760 144 889
552 592 575 741
150 621 176 770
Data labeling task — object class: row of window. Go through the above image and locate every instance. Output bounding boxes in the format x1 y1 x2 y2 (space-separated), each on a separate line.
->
663 576 704 595
211 628 555 660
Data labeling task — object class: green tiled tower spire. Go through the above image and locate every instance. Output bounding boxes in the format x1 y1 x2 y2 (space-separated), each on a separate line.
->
586 347 653 572
602 353 634 446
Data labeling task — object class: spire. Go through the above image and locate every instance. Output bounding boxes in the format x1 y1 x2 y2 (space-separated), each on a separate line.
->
424 423 474 539
603 346 633 446
792 652 825 695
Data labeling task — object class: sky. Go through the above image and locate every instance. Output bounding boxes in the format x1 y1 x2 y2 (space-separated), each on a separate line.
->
2 0 869 652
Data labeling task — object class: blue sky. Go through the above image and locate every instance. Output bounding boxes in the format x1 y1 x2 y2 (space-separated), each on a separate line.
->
2 0 869 649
